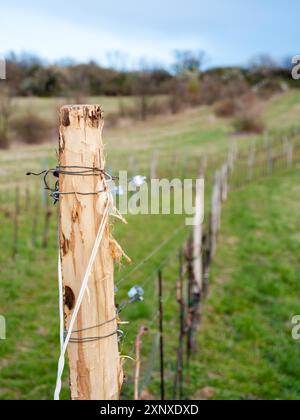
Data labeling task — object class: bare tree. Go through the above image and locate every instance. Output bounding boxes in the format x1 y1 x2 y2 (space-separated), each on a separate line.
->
106 50 129 71
281 56 293 70
172 50 207 75
132 60 158 121
248 54 279 79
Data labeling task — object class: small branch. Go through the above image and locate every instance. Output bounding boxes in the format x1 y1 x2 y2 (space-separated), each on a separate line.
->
134 325 148 401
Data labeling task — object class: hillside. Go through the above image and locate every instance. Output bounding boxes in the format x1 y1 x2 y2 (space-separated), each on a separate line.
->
0 90 299 400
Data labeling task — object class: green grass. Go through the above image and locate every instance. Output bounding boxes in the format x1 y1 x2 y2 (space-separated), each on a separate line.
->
264 90 300 130
0 90 300 400
185 168 300 400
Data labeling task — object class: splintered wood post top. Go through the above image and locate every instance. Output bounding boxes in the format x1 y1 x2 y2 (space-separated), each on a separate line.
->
59 104 122 400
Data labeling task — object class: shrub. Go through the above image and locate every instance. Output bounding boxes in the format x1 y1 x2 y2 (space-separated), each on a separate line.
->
12 113 52 144
214 99 238 117
233 114 265 134
215 92 262 120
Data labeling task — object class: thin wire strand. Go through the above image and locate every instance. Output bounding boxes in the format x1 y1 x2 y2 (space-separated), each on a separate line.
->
27 165 118 200
70 316 117 334
115 234 191 318
116 224 187 287
68 329 119 344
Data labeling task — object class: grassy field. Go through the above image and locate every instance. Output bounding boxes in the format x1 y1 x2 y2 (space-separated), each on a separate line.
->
187 167 300 400
13 96 137 123
0 90 299 400
3 90 300 187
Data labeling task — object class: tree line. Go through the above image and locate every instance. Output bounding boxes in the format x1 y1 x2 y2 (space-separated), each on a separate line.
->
0 51 297 149
3 51 296 98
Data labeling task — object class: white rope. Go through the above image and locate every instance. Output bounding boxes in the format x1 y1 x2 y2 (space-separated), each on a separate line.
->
58 247 64 355
54 193 111 400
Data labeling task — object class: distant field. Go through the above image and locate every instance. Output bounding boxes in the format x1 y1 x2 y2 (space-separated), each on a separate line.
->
0 90 299 399
13 95 136 122
13 95 169 126
3 90 300 188
11 89 300 130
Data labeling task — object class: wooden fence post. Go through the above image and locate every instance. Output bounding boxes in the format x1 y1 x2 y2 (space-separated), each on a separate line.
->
228 142 237 170
227 142 237 189
227 149 233 175
202 231 211 298
174 250 185 400
12 186 20 259
193 168 204 296
283 136 294 167
287 143 294 167
59 105 122 400
31 187 39 250
221 164 228 202
247 143 256 181
268 144 273 175
264 131 273 175
25 187 30 213
42 195 52 249
210 171 221 258
185 236 193 374
185 166 204 352
158 269 165 401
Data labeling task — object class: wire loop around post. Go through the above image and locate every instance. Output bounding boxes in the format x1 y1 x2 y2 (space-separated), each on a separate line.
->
26 165 119 203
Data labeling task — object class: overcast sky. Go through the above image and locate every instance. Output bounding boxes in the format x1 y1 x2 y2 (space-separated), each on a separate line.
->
0 0 297 68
